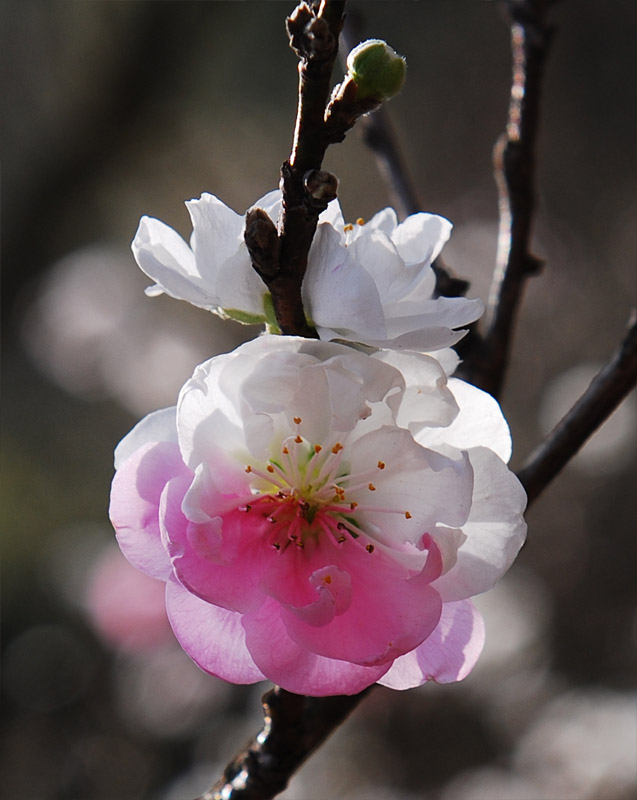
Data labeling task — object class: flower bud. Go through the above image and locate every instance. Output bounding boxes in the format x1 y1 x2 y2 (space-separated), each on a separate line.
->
346 39 406 101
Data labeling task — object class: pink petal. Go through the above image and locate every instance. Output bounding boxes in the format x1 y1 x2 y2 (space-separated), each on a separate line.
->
109 441 190 580
161 478 273 614
243 598 390 696
277 537 443 666
378 599 485 689
166 579 266 685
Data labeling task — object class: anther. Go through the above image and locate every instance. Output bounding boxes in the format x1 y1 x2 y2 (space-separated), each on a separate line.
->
344 223 353 232
245 465 252 473
377 461 385 470
267 516 277 524
338 535 347 543
366 544 375 553
356 217 365 226
405 511 412 519
282 446 289 455
314 444 322 453
350 502 358 510
324 575 332 584
267 465 275 473
368 483 376 491
295 435 303 444
331 442 343 454
293 416 302 425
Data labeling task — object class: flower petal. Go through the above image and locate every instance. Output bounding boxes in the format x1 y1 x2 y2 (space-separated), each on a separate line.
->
432 447 527 601
166 579 266 684
378 599 485 689
242 598 390 695
110 440 189 580
132 216 214 309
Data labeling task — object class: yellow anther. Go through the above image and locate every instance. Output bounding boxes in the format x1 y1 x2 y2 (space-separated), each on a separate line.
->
356 217 365 226
344 223 354 232
368 483 376 491
404 511 412 519
377 460 385 470
331 442 343 454
314 444 322 453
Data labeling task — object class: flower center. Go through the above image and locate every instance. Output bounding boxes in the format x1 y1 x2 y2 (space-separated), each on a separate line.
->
240 416 411 554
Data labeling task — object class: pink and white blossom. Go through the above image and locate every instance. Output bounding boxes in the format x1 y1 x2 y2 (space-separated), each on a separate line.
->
110 336 526 696
132 191 483 352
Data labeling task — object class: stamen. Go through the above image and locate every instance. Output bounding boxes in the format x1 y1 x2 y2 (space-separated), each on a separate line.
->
344 223 353 232
356 217 365 226
295 435 303 444
377 461 385 470
366 544 375 553
405 511 412 519
266 465 275 473
331 442 343 454
368 483 376 491
293 417 302 425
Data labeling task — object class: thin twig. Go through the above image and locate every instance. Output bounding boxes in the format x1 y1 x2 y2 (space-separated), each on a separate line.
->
461 0 553 396
517 312 637 504
244 0 346 337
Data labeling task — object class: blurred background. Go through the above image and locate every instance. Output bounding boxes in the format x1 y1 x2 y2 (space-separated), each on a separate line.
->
2 2 636 798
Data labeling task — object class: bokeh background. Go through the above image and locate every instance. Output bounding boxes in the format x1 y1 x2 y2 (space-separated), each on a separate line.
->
2 2 636 799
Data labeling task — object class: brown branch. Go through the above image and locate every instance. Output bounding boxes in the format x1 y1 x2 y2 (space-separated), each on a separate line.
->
244 0 346 337
195 687 371 800
517 312 637 504
461 0 553 396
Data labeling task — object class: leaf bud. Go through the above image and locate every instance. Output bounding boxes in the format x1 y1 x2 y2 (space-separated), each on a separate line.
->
346 39 406 101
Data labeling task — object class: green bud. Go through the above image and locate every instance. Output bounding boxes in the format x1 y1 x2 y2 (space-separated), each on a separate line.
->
346 39 406 101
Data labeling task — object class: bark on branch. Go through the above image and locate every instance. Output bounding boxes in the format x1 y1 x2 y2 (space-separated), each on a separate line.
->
517 312 637 504
461 0 553 396
244 0 346 337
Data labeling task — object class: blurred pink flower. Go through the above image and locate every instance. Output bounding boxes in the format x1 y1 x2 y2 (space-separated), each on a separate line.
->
86 545 172 652
110 336 525 695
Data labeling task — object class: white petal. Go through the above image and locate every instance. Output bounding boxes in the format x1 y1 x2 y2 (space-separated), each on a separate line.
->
304 224 386 340
114 406 177 469
132 217 214 309
432 447 527 602
391 213 452 266
417 378 513 463
186 193 245 275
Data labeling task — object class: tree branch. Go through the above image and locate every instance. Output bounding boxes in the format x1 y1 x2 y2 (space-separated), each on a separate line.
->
517 312 637 504
461 0 553 396
195 687 371 800
244 0 346 337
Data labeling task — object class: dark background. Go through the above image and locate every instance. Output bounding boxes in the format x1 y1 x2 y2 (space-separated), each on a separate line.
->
2 2 636 798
